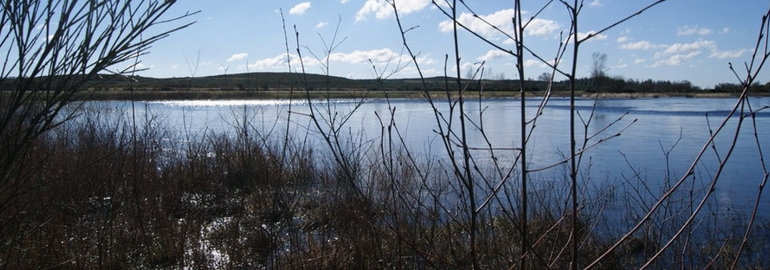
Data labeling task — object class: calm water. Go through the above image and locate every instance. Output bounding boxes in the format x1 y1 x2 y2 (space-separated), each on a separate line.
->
93 97 770 220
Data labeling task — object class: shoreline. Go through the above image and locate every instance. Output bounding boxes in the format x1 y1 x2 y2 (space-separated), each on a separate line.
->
78 89 767 101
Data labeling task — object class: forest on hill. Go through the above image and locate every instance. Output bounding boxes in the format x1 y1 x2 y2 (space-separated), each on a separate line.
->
78 72 769 95
5 71 767 99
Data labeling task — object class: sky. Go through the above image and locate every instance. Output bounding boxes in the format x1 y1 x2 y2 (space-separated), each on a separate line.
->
133 0 770 89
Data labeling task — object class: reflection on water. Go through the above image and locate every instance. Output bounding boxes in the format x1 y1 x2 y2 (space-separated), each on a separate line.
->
150 99 303 107
90 97 770 222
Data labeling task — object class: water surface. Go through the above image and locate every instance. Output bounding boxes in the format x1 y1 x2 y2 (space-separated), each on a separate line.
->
94 96 770 221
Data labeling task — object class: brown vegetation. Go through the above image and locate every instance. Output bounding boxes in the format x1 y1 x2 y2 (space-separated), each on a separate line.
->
3 0 770 268
0 106 766 268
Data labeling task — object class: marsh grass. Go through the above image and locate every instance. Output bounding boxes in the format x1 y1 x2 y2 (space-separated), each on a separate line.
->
1 104 766 269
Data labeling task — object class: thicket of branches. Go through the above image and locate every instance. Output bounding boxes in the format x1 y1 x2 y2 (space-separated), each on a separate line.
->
280 0 770 268
0 0 196 267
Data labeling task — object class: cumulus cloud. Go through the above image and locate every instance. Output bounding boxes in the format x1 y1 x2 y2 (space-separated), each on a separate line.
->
438 9 559 42
645 39 744 66
415 54 437 65
248 53 318 70
248 49 434 74
457 62 477 73
132 63 147 70
356 0 431 21
478 50 513 61
588 0 603 7
663 40 716 54
652 51 700 67
616 36 630 43
620 41 661 50
585 31 607 40
677 25 712 36
328 48 412 65
315 22 329 28
289 2 312 16
523 59 548 68
527 18 561 36
439 9 514 36
356 0 390 20
565 31 607 43
710 49 750 59
227 53 248 62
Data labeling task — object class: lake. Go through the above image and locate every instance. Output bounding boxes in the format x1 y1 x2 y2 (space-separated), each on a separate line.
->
91 96 770 223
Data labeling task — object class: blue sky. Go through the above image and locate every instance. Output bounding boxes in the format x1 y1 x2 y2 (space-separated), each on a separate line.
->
135 0 770 89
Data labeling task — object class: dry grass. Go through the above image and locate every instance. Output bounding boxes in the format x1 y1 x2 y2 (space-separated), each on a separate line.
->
0 105 766 269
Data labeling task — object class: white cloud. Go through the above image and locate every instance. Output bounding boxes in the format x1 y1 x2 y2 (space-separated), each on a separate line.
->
478 50 513 61
565 31 607 43
458 62 478 73
227 53 248 62
710 49 750 59
248 49 430 73
589 0 603 7
646 39 737 66
438 9 559 41
289 2 312 16
415 54 437 65
341 0 350 3
722 28 730 33
356 0 390 20
652 51 700 67
620 40 660 50
633 58 646 64
677 25 712 36
315 22 329 28
440 9 513 36
328 48 412 65
524 59 547 68
616 36 630 43
249 53 319 70
663 40 716 54
356 0 431 21
527 18 561 36
132 63 147 70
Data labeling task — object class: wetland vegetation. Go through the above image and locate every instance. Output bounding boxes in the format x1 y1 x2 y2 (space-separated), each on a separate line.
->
2 0 770 269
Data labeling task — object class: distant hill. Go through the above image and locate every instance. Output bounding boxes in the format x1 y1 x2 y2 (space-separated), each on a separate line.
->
86 72 522 93
91 72 357 91
7 71 767 95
